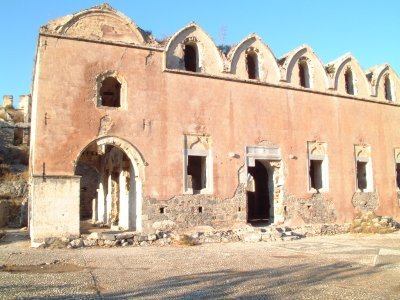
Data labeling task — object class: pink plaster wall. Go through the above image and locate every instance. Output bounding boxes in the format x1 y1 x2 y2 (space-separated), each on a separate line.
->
31 36 400 223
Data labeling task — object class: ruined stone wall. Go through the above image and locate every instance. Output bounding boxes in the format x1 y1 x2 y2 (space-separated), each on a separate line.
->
142 184 247 231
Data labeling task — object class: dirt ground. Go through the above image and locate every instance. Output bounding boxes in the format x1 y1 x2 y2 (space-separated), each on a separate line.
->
1 229 400 299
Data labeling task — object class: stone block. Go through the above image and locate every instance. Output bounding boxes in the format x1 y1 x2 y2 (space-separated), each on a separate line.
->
83 239 98 247
242 232 261 242
136 235 148 242
102 233 116 241
70 238 83 248
87 232 102 240
152 220 177 231
261 233 271 241
115 232 135 240
147 234 157 241
104 240 117 246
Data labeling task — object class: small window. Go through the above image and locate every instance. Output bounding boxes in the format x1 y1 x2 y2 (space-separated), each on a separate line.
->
355 145 373 192
396 163 400 190
309 159 323 191
184 134 212 194
356 161 368 191
187 155 206 193
184 44 197 72
100 77 121 107
246 52 258 80
299 60 310 88
308 141 328 192
384 76 392 101
344 68 354 95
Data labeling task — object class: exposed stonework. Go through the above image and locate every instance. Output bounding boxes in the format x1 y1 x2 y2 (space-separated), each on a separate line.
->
0 96 31 228
0 201 9 227
284 193 337 225
349 211 398 234
351 192 379 212
142 184 247 231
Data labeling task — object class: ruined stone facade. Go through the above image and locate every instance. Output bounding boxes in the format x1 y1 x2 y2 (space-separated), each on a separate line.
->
29 4 400 242
0 95 31 228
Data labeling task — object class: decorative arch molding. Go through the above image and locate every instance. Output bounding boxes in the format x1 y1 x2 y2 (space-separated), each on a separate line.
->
74 136 146 183
279 45 329 91
43 4 148 44
227 33 280 83
367 64 400 101
329 53 371 97
164 22 224 75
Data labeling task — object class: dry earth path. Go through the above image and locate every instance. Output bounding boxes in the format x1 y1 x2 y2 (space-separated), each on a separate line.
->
1 230 400 299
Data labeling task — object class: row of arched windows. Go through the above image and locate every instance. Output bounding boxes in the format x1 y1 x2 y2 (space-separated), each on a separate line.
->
166 23 398 102
181 44 395 101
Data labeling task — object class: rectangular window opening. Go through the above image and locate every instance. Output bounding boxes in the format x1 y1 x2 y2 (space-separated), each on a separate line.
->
187 155 207 194
357 161 368 192
396 163 400 190
309 159 323 191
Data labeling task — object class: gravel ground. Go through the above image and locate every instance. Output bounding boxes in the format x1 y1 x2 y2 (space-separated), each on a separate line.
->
1 231 400 299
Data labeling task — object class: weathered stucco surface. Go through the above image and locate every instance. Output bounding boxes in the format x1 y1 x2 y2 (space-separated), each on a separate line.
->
30 176 80 241
29 4 400 240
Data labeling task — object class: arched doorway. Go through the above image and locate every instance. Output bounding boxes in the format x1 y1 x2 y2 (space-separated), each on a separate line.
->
75 137 144 233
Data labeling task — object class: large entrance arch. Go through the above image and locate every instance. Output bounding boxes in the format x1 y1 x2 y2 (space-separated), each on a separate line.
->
75 136 145 232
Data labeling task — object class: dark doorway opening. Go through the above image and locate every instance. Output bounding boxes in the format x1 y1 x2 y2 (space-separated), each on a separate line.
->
396 163 400 189
247 160 271 224
187 155 206 193
309 159 323 191
356 161 367 191
246 53 257 79
184 44 197 72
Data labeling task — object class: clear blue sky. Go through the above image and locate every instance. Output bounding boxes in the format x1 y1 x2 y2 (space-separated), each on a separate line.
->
1 1 399 104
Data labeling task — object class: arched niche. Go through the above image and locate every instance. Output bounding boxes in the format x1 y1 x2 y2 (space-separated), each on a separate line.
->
279 45 329 91
164 22 224 75
44 4 148 44
328 53 371 98
367 64 400 102
227 34 280 83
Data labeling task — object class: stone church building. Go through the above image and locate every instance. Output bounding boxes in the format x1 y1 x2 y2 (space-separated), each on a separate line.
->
29 4 400 242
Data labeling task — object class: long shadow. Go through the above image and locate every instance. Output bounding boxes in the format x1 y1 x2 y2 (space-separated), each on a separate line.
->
7 260 383 299
0 230 29 246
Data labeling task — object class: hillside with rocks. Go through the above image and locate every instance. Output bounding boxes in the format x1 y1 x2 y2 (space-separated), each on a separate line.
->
0 96 31 228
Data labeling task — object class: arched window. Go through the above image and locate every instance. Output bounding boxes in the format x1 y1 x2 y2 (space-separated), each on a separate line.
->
246 52 258 80
384 75 392 101
184 44 197 72
344 68 354 95
100 77 121 107
298 60 310 88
